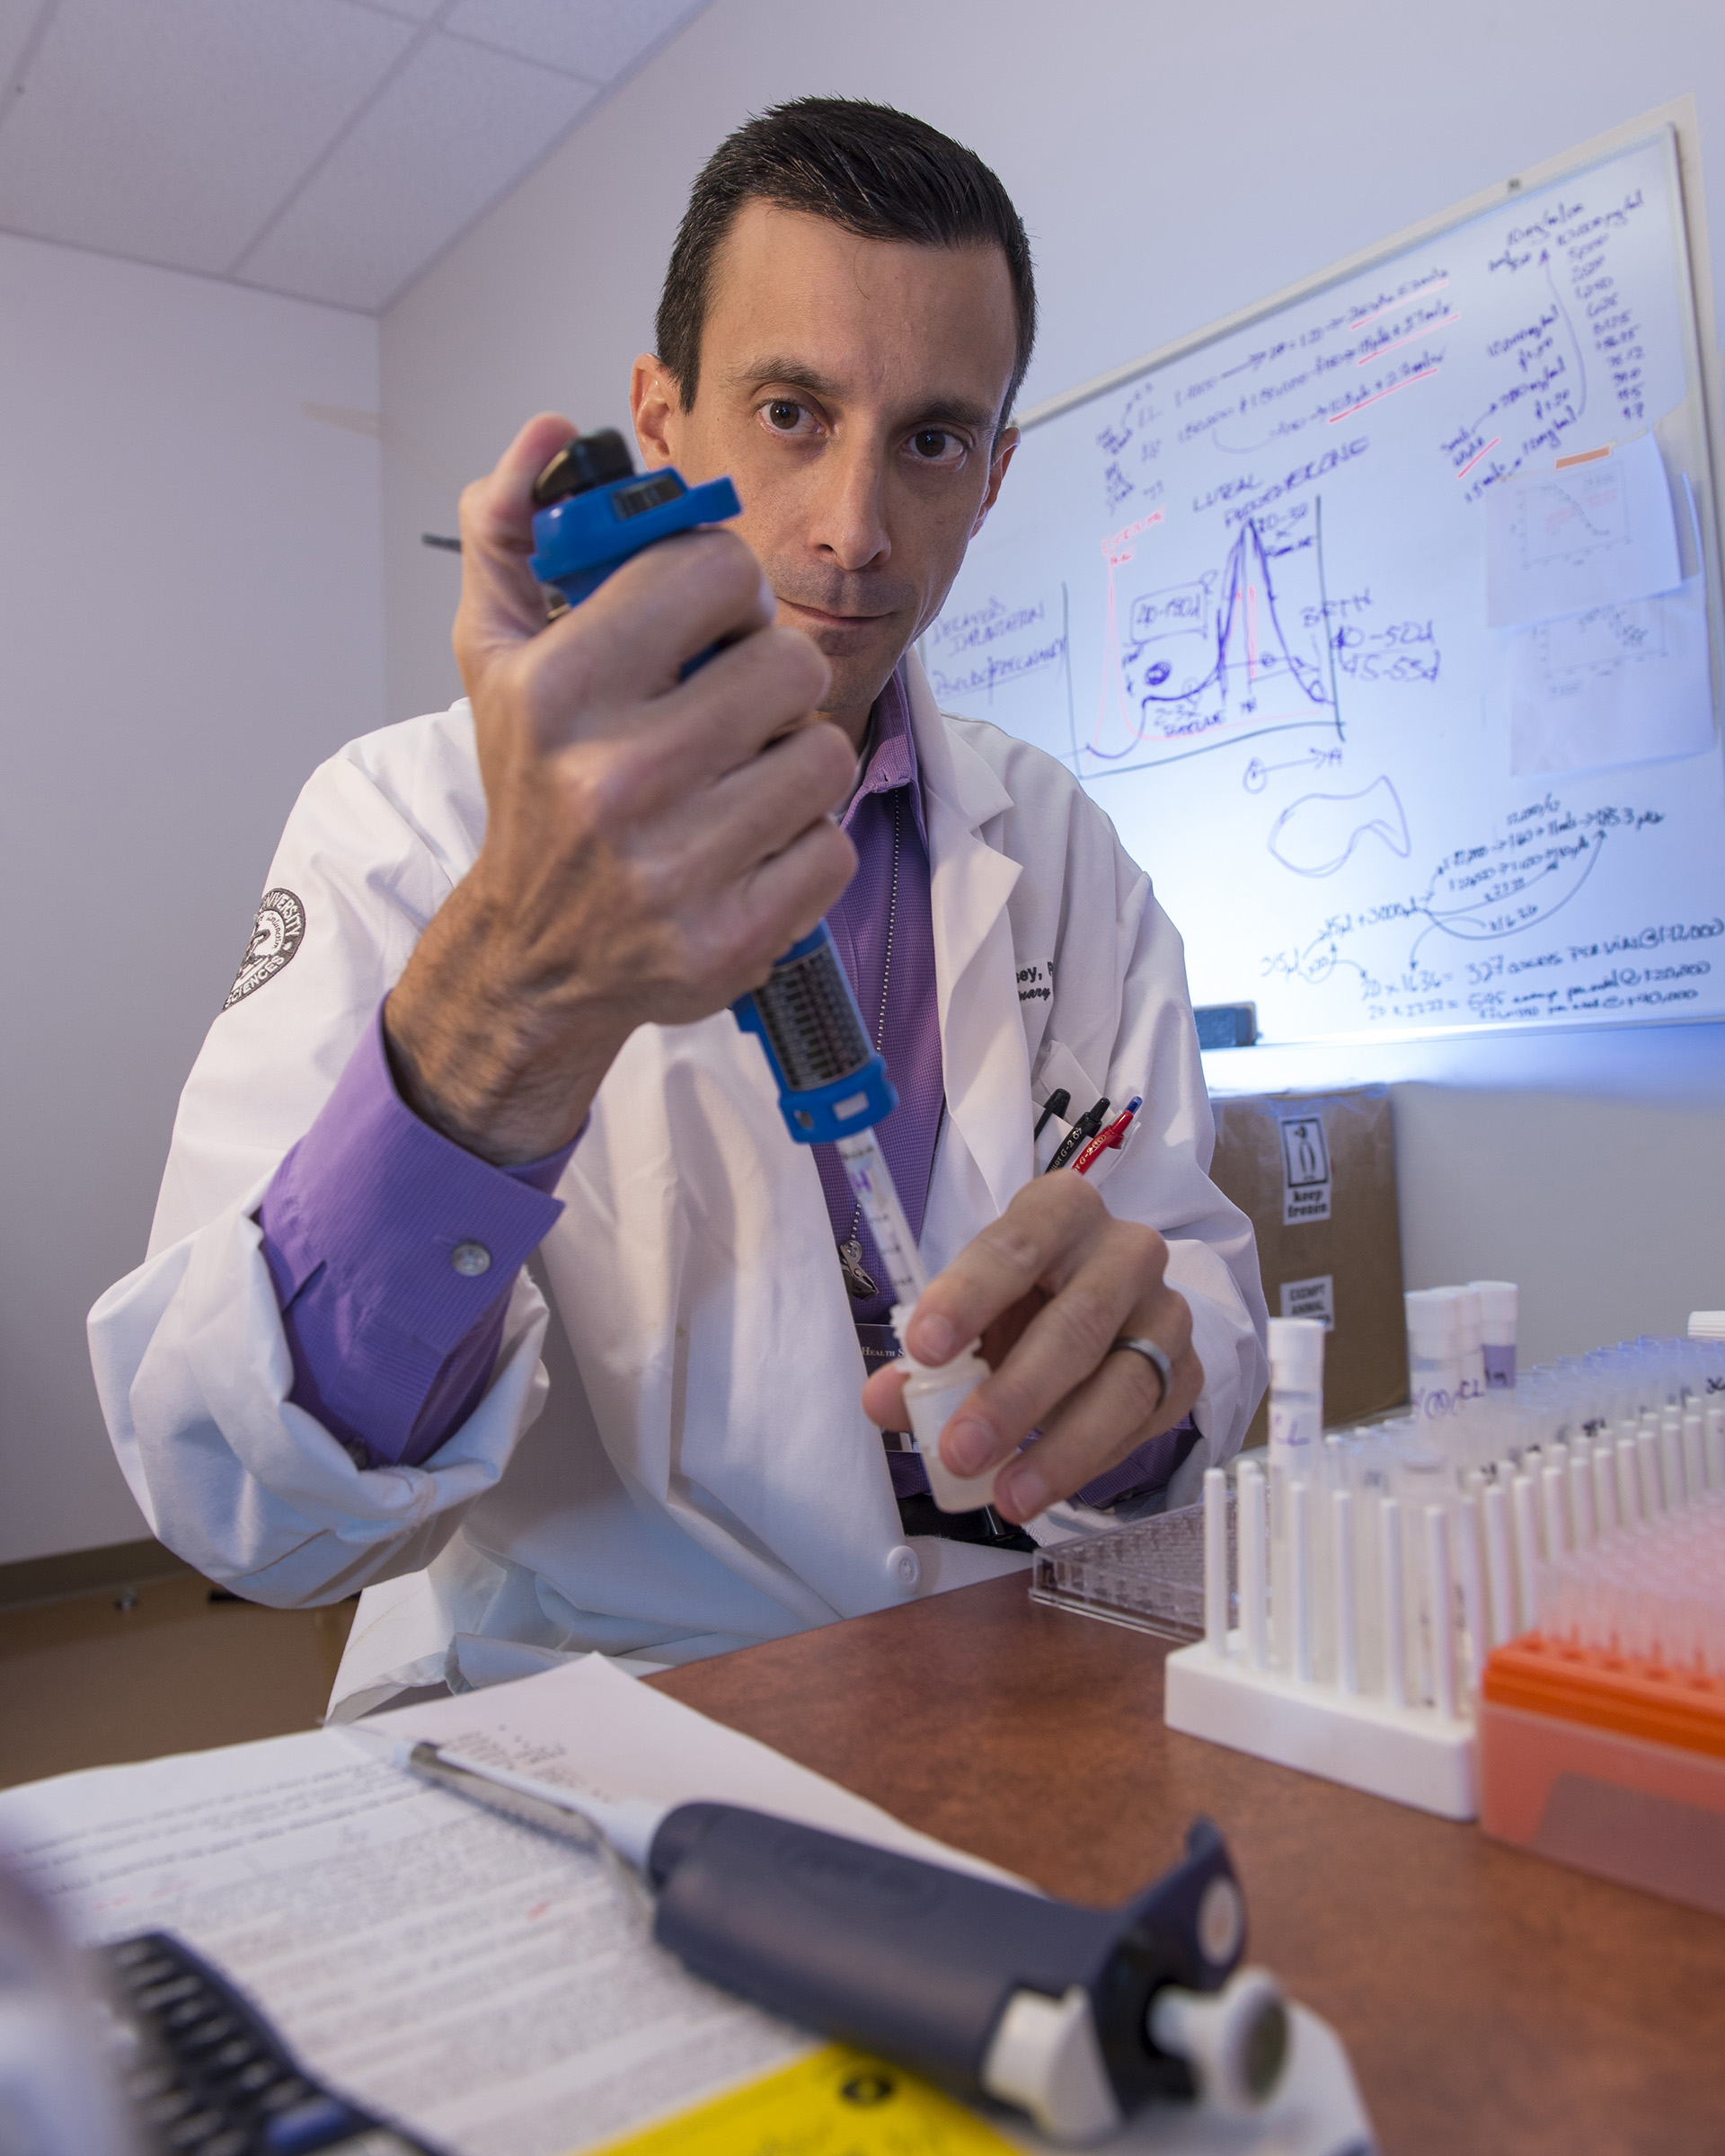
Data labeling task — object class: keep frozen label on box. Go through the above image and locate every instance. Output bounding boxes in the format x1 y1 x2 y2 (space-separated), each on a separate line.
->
1279 1116 1331 1226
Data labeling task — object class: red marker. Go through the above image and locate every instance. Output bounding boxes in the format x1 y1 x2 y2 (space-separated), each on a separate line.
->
1073 1094 1143 1177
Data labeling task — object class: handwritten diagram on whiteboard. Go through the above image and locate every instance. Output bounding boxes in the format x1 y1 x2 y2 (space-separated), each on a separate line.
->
924 119 1725 1041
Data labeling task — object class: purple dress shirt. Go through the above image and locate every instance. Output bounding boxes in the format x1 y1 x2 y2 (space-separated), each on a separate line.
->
258 667 1190 1506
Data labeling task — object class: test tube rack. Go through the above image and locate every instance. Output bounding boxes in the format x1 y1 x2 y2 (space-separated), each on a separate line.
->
1165 1465 1478 1818
1163 1392 1725 1821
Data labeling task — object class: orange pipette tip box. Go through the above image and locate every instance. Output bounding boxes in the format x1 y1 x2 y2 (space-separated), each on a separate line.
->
1479 1635 1725 1916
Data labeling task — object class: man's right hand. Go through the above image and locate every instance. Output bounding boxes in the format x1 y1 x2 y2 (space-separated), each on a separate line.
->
385 413 854 1164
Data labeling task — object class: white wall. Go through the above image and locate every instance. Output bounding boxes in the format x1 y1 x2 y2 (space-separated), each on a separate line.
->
0 234 384 1564
374 0 1725 1368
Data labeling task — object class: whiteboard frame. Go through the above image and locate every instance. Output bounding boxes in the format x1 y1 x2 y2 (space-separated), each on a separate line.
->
1005 97 1725 1048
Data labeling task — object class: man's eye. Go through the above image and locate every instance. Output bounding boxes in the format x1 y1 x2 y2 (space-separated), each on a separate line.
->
766 400 806 431
909 429 962 464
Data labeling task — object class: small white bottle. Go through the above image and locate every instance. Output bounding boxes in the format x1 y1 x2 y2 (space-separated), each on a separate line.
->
890 1305 1001 1513
1267 1317 1324 1669
1404 1290 1463 1425
1450 1286 1487 1410
1473 1281 1519 1391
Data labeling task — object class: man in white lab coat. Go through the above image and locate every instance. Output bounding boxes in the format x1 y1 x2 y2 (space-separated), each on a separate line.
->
90 100 1267 1713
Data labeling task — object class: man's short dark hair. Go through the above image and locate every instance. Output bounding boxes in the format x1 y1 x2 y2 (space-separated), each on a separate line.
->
656 98 1036 430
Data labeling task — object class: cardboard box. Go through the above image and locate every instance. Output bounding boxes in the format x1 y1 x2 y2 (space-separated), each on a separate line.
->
1209 1086 1408 1442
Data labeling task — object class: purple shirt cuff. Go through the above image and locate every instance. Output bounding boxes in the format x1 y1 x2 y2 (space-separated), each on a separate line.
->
257 1006 577 1469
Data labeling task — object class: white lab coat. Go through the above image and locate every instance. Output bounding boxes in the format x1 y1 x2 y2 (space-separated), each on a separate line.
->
89 655 1267 1715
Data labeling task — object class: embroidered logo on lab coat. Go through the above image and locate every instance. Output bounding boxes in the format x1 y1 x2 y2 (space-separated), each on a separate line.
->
224 888 305 1011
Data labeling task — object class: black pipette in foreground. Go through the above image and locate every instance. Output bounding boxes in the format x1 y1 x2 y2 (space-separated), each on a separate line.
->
376 1736 1290 2143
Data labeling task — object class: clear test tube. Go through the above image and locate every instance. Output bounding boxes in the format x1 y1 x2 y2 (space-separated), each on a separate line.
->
1380 1496 1407 1707
1290 1481 1314 1684
1568 1450 1597 1550
1236 1460 1268 1668
1683 1409 1706 1504
1542 1460 1569 1560
1661 1409 1687 1507
1616 1430 1641 1527
1267 1319 1324 1671
1455 1492 1488 1692
1204 1468 1228 1656
1637 1425 1664 1515
1511 1473 1541 1630
1349 1442 1393 1697
1391 1443 1449 1705
1707 1401 1725 1493
1333 1488 1358 1694
1591 1443 1619 1538
1425 1505 1459 1719
1482 1479 1516 1646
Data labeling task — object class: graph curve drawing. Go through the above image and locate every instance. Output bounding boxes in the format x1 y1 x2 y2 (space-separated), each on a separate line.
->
1092 516 1338 766
1268 776 1411 878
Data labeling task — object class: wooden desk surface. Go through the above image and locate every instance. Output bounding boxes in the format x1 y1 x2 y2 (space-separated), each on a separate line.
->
650 1574 1725 2155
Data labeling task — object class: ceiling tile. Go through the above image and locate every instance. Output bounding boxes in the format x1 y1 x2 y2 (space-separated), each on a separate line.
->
235 29 597 311
444 0 704 84
0 0 416 274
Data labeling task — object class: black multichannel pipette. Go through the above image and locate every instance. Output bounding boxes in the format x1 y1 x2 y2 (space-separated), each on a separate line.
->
529 432 931 1317
380 1736 1289 2142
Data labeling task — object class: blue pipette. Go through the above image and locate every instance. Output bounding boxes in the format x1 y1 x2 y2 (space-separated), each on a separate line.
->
528 430 926 1303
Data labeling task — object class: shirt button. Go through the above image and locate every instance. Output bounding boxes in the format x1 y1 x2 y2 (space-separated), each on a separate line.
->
451 1241 492 1277
884 1544 921 1593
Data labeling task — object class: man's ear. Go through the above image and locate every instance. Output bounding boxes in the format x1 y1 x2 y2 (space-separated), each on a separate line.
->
972 425 1020 537
632 355 684 469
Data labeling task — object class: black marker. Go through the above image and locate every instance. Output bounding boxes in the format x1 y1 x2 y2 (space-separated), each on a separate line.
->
1033 1088 1072 1141
1046 1095 1110 1173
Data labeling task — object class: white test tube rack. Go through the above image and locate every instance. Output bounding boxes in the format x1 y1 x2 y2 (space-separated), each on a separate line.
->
1165 1462 1479 1819
1164 1398 1725 1822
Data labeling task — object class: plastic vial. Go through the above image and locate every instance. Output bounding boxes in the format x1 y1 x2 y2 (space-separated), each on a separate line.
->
1473 1281 1519 1391
890 1305 999 1514
1267 1316 1325 1670
1405 1290 1463 1424
1451 1286 1487 1409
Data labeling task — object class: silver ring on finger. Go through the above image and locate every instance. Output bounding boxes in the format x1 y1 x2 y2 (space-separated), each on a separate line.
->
1108 1334 1172 1411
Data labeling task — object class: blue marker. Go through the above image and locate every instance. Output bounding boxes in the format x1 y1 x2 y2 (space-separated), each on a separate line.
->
531 431 924 1303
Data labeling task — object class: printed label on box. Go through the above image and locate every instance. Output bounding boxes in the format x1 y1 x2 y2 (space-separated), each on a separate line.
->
1280 1274 1336 1329
1279 1115 1332 1225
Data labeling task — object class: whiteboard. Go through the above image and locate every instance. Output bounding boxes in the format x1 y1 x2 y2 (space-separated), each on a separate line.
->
925 108 1725 1043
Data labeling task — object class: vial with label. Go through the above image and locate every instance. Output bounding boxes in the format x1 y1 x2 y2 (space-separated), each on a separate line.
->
1405 1290 1464 1425
1473 1281 1519 1390
1450 1286 1487 1409
1267 1316 1324 1669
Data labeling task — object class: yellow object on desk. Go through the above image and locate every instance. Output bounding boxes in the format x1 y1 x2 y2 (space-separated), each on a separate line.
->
581 2045 1018 2156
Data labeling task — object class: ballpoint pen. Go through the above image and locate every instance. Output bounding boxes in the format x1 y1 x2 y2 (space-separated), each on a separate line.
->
1045 1095 1110 1173
1074 1093 1144 1177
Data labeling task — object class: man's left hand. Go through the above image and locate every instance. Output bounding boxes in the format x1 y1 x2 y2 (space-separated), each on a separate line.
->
859 1174 1202 1524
